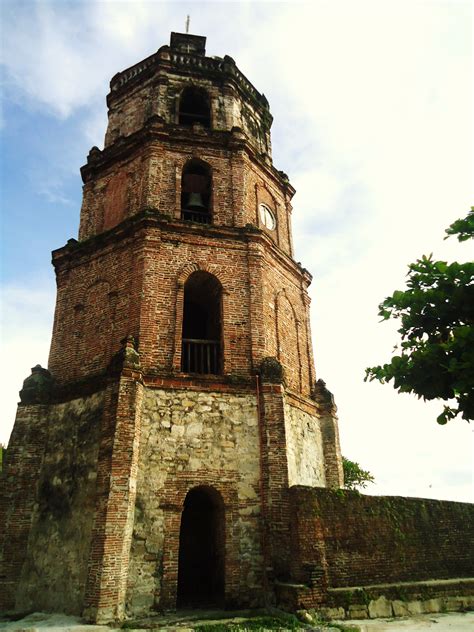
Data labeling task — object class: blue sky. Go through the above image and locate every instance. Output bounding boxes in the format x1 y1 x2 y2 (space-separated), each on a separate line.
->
1 0 472 501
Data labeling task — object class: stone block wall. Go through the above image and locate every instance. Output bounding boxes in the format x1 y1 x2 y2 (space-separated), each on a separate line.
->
289 487 474 592
284 402 326 487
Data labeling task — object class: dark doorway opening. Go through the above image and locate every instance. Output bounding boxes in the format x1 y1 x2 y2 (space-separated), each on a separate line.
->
179 86 211 128
177 486 225 608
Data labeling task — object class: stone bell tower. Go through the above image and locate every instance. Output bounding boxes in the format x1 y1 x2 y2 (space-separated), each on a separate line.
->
0 33 343 622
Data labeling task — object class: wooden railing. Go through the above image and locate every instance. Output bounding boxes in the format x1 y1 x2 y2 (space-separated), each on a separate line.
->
181 209 211 224
181 339 221 374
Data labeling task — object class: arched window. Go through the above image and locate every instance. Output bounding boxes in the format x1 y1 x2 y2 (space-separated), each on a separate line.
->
181 271 222 374
178 86 211 128
181 160 212 224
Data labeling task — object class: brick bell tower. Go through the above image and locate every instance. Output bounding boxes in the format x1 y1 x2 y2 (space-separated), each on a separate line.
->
1 33 343 622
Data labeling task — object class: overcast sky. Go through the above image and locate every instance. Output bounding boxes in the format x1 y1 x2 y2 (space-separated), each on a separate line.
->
1 0 472 502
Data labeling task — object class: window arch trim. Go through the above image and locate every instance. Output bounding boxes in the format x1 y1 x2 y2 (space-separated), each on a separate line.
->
172 263 230 376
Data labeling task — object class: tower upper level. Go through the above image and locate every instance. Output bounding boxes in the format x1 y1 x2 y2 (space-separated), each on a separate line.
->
78 32 295 255
104 32 273 159
51 31 314 397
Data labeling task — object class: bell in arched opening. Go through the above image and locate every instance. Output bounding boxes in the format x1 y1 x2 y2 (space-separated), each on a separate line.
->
181 160 212 224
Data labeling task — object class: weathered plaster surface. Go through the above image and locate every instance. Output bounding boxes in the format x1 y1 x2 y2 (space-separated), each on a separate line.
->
284 402 326 487
126 387 263 614
16 392 104 614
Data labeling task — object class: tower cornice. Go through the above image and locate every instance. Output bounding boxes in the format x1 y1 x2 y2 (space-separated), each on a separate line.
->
81 119 295 199
107 46 271 127
51 208 311 285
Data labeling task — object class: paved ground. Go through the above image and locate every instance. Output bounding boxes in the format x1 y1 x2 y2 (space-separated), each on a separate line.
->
343 612 474 630
0 611 473 631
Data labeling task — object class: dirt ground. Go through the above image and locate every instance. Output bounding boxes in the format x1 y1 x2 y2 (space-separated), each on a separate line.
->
0 610 473 632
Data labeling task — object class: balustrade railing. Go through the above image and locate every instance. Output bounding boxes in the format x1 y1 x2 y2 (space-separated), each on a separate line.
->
181 339 221 374
111 49 266 108
181 209 211 224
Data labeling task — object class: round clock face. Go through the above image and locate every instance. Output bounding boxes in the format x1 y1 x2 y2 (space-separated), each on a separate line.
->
259 203 276 230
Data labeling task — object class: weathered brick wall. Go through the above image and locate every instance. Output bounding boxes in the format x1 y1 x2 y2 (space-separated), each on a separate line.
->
126 385 263 614
261 255 314 397
83 374 144 623
51 215 316 399
1 393 103 615
289 487 474 589
79 137 292 253
49 235 143 383
104 49 272 159
79 155 144 239
244 159 293 256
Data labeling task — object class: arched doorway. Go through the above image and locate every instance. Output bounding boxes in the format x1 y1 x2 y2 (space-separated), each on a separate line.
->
177 486 225 608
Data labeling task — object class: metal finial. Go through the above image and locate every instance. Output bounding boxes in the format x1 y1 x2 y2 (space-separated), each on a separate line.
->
185 15 190 34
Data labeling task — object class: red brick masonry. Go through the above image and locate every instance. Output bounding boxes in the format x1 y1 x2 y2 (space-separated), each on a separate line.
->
284 486 474 609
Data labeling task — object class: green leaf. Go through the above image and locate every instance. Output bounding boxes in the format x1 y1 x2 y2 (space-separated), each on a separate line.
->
365 208 474 425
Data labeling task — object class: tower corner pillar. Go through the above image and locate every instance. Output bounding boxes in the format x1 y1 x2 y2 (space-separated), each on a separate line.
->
313 379 344 488
83 338 144 623
257 357 291 581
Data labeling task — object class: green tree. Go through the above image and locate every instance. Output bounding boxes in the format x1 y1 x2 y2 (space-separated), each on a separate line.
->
365 208 474 424
342 457 375 490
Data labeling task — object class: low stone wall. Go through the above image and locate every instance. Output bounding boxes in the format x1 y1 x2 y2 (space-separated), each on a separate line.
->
323 578 474 619
286 486 474 610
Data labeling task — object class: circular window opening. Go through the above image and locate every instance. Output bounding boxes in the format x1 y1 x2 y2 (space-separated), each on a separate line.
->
259 203 276 230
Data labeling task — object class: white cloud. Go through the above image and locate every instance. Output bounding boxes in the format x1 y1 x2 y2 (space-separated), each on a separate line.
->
1 1 171 118
0 282 55 445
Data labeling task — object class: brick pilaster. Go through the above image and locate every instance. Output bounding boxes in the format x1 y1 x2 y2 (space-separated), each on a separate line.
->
83 369 143 623
259 380 291 580
247 242 266 370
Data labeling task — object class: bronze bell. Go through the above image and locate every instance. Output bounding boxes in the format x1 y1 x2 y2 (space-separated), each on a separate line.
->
185 192 206 209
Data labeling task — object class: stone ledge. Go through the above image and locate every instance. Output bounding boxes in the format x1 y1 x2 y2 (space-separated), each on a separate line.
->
320 577 474 620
